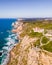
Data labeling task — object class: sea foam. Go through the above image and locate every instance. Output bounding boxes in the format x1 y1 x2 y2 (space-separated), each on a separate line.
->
1 33 18 65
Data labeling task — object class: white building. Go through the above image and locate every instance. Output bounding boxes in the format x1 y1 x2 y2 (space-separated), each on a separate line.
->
45 33 52 37
33 27 44 33
18 18 23 21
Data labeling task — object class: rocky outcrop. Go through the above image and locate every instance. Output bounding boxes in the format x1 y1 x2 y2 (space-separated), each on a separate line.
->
8 21 52 65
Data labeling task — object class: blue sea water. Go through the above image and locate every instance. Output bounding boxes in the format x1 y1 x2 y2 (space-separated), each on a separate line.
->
0 18 17 65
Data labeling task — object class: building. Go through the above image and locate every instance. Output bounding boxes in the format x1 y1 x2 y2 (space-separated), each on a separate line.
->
33 27 44 33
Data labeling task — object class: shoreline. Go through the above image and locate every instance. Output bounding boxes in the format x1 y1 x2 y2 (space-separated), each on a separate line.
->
6 21 24 65
1 36 19 65
1 21 20 65
6 20 52 65
6 21 21 65
7 44 17 65
6 42 19 65
1 53 10 65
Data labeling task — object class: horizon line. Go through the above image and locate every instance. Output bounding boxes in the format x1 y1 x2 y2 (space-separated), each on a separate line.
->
0 17 52 19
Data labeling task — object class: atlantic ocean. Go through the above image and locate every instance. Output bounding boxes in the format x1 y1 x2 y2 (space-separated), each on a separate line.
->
0 18 17 64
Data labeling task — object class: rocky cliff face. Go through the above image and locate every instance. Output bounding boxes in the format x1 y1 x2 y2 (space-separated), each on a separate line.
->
8 21 52 65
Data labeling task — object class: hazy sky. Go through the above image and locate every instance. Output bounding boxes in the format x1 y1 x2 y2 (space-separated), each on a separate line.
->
0 0 52 18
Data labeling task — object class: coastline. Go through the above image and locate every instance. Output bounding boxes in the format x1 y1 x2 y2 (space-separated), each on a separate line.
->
1 53 10 65
7 44 18 65
6 20 52 65
6 21 22 65
0 20 20 65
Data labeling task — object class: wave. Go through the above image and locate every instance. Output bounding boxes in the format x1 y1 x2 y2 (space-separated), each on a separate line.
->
1 33 18 65
1 53 9 65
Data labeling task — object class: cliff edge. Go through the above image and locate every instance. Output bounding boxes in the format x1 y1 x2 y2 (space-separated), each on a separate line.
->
8 20 52 65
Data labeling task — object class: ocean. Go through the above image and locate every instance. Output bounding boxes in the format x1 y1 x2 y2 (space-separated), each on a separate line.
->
0 18 17 65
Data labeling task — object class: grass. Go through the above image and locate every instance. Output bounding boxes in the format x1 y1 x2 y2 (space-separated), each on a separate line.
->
8 21 52 65
33 39 40 47
20 21 52 38
41 36 49 44
41 41 52 52
28 30 43 37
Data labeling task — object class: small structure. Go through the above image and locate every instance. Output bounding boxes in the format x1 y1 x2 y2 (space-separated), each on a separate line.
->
18 18 23 21
33 27 44 33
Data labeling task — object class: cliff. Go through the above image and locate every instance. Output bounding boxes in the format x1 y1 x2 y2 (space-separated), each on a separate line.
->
8 21 52 65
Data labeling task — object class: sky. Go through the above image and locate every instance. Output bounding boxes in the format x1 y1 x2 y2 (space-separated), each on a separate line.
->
0 0 52 18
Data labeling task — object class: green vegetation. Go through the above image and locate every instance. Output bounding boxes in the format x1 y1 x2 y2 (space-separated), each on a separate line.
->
33 22 52 29
33 39 40 47
44 30 47 34
41 36 49 44
20 21 52 38
20 22 52 53
28 30 43 37
25 21 52 29
42 41 52 52
8 21 52 65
